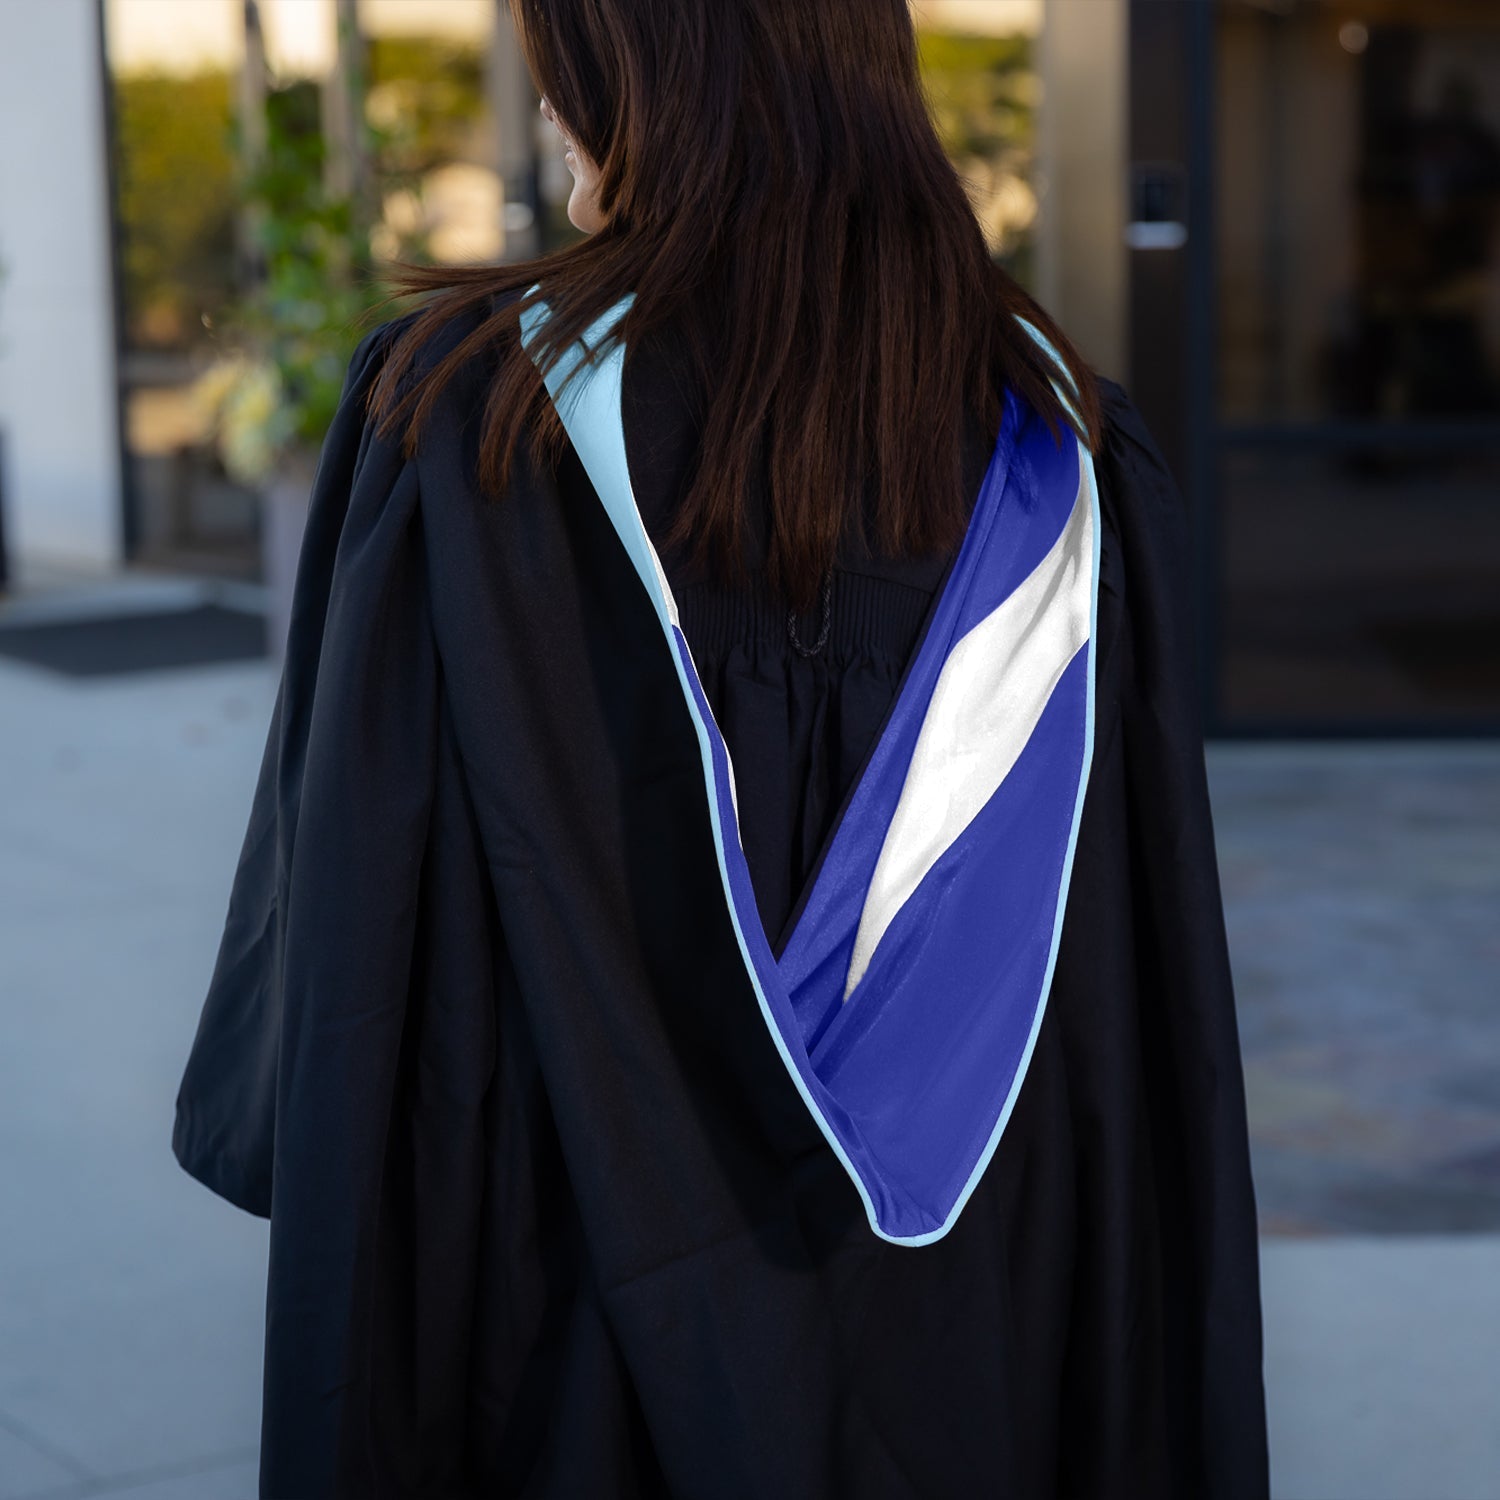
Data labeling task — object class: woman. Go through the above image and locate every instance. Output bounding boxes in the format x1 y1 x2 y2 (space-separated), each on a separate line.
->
172 1 1269 1495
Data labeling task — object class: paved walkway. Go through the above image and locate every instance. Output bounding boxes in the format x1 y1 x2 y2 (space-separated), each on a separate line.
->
0 651 271 1498
1209 742 1500 1235
1 594 1497 1497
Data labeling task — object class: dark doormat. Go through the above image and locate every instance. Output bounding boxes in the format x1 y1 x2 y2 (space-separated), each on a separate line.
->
0 602 268 678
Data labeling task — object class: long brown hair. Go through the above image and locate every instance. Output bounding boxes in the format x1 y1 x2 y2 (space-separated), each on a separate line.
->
364 0 1104 611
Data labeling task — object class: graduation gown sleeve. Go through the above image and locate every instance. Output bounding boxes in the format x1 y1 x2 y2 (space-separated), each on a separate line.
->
1073 375 1269 1496
170 315 426 1218
173 309 513 1493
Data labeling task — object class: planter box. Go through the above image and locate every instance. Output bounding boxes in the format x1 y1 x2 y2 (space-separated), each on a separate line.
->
260 456 317 664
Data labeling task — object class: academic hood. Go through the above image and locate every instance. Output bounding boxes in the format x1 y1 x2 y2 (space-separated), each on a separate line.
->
519 289 1101 1246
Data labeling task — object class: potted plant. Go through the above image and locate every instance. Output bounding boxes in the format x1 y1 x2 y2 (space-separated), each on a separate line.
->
192 66 428 660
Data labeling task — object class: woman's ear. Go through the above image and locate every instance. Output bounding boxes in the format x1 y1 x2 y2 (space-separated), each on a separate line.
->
538 95 608 234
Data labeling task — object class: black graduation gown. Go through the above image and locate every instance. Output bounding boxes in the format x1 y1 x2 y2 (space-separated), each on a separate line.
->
171 299 1269 1500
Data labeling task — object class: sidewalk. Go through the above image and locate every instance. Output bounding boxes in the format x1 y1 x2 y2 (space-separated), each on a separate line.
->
0 639 1497 1498
0 652 271 1498
1208 741 1500 1236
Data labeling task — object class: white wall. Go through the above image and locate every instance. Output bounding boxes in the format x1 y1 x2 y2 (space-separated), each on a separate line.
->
0 0 124 579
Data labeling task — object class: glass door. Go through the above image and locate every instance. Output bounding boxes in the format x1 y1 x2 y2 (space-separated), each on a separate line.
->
1213 0 1500 732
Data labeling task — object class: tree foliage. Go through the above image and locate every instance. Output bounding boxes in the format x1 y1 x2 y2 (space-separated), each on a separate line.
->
915 27 1039 280
112 69 238 349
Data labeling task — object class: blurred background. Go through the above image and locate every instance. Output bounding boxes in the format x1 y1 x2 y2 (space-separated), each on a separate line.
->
0 1 1496 1496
